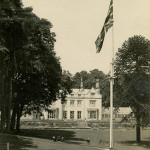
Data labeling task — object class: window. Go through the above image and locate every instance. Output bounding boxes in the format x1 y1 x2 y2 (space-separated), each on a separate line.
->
70 100 74 106
89 100 96 107
78 94 81 97
88 111 96 119
103 114 110 118
90 93 95 97
70 111 74 119
33 112 40 120
77 100 82 107
48 110 56 119
71 94 74 97
115 113 118 118
77 111 82 119
63 111 67 119
118 114 125 118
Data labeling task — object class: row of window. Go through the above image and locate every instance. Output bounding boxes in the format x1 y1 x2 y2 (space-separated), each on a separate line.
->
64 100 96 107
33 112 132 120
88 111 97 119
63 111 82 119
71 93 95 97
63 111 97 119
102 114 133 119
48 110 57 119
48 112 133 119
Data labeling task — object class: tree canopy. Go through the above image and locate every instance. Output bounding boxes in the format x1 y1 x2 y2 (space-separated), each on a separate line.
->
114 35 150 143
0 0 71 133
72 69 110 106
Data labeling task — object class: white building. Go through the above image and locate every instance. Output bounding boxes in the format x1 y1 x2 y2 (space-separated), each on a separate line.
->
102 107 133 122
20 79 132 121
42 79 102 120
21 79 102 121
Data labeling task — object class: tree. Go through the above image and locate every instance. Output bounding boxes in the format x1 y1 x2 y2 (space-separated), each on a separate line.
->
73 71 90 89
0 0 65 133
114 35 150 143
0 0 24 132
89 69 110 107
72 69 110 106
59 70 73 103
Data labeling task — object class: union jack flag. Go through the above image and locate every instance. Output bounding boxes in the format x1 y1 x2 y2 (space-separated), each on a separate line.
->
95 0 113 53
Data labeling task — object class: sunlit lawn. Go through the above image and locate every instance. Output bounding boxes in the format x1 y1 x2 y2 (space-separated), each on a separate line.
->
0 128 150 150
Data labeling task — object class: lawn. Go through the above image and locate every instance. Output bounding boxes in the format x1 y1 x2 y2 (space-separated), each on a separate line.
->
0 128 150 150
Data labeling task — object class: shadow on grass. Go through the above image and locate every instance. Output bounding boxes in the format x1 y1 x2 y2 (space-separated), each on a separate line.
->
20 129 86 145
0 133 37 150
119 140 150 149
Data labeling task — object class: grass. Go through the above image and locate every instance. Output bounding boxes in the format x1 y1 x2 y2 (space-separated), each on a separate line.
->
0 133 37 150
0 128 150 150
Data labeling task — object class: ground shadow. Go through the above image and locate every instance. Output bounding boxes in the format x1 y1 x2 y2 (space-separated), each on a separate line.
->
0 133 37 150
20 129 86 145
119 140 150 149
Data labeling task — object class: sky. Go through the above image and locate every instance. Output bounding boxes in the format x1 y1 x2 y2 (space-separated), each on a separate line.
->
22 0 150 75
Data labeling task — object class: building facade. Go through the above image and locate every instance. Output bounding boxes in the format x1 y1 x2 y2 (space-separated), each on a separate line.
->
42 79 102 120
20 79 132 121
102 107 133 122
21 79 102 121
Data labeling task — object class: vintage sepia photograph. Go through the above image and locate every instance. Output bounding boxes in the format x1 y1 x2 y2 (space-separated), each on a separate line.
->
0 0 150 150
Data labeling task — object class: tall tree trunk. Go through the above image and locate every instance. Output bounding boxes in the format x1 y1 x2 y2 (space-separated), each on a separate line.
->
16 110 20 134
10 103 18 132
136 115 141 143
0 72 3 131
6 77 12 133
1 74 6 132
1 107 6 132
16 104 24 134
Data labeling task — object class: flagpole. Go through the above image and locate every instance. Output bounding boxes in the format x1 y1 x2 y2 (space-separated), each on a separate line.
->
110 27 114 150
95 0 114 147
110 0 114 149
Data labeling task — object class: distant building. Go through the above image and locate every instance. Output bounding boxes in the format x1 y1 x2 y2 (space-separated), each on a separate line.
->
44 79 102 120
20 79 133 121
102 107 133 122
21 79 102 121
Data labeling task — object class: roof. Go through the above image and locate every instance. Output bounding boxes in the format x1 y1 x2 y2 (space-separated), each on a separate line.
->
72 88 100 95
67 87 102 99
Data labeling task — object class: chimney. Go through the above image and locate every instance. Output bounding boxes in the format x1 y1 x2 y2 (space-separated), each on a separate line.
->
80 78 84 92
96 79 100 93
